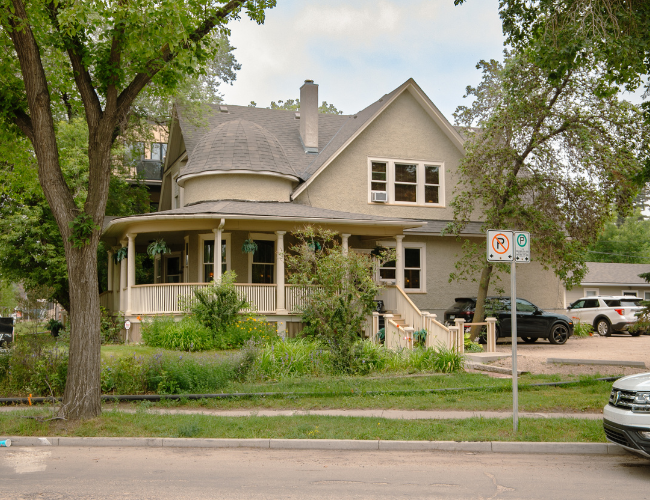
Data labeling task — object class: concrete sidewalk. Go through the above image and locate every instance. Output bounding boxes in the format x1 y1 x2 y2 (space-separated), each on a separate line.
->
0 406 604 420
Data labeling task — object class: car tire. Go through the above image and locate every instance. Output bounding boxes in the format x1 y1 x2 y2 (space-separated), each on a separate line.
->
521 336 537 343
595 318 611 337
548 323 569 345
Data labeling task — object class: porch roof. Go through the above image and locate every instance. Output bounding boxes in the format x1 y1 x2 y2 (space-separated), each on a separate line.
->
404 220 485 236
102 200 425 239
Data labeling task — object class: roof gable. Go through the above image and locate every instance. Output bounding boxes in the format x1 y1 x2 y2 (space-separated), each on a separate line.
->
290 78 465 200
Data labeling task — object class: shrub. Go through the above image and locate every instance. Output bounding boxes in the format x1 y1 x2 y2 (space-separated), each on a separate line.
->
141 316 214 351
100 306 124 344
101 351 247 395
0 333 68 397
215 316 277 350
573 322 593 337
185 271 248 334
247 338 331 380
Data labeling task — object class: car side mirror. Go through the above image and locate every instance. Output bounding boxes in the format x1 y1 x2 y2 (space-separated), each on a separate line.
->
533 309 542 315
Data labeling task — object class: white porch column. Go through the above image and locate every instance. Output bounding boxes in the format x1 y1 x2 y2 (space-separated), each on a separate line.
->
119 240 127 312
341 233 351 256
275 231 287 313
395 235 405 289
212 228 222 282
107 250 114 292
126 233 137 315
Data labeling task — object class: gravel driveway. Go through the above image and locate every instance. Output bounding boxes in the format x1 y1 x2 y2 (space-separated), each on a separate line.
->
487 333 650 377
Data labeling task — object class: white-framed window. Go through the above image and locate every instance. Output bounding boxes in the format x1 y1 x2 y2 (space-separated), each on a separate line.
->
368 158 444 206
151 142 168 162
248 233 276 284
623 290 638 297
198 233 231 282
377 241 426 293
584 288 599 297
644 291 650 301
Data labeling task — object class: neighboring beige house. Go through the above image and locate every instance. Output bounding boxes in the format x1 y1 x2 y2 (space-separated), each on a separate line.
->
100 78 565 342
565 262 650 304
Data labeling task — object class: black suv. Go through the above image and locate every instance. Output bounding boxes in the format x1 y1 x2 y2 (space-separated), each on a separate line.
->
443 297 574 345
0 317 14 348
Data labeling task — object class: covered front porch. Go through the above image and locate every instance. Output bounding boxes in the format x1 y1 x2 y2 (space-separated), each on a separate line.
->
100 201 427 338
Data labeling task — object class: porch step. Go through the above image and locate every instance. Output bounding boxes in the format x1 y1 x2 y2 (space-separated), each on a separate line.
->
384 313 408 328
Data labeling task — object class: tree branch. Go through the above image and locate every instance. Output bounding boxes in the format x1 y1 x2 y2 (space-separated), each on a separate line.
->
115 0 245 119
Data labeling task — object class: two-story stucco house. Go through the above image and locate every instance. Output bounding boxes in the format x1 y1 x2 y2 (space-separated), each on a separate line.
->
100 78 566 342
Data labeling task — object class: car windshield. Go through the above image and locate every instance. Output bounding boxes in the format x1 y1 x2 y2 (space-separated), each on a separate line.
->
450 300 474 310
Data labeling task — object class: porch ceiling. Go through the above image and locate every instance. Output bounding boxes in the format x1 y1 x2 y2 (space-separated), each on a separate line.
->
102 200 425 243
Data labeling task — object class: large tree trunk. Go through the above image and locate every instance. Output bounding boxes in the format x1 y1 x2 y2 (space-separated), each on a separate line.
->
60 240 102 419
470 264 493 341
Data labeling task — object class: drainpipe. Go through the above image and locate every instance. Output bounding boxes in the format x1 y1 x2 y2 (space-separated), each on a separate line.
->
213 218 225 282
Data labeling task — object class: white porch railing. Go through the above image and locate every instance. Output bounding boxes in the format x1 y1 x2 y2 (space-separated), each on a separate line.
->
126 283 282 315
99 291 113 311
376 285 458 351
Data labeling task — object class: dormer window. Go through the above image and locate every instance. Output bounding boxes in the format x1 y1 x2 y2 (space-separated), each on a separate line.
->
368 158 444 206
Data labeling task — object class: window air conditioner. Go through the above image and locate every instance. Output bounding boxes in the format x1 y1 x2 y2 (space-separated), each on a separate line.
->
371 191 388 203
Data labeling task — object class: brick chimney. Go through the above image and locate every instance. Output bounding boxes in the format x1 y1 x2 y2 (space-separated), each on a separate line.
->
299 80 318 153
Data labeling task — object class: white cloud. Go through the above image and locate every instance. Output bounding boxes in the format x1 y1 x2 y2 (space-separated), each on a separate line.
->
222 0 505 119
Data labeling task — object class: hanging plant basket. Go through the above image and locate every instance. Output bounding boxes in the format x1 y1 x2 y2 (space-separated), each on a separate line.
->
147 239 171 258
242 239 258 254
307 239 322 252
113 246 128 263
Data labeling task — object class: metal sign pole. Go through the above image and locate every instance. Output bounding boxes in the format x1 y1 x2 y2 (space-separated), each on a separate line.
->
511 259 518 432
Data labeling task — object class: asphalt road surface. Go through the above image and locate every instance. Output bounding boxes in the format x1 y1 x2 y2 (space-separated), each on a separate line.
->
2 447 650 499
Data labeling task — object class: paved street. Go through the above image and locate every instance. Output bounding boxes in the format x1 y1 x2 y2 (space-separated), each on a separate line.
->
1 447 649 499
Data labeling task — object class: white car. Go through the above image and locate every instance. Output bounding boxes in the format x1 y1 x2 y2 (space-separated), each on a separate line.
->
566 295 644 336
604 373 650 458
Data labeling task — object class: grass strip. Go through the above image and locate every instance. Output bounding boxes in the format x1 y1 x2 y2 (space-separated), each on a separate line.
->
0 409 606 443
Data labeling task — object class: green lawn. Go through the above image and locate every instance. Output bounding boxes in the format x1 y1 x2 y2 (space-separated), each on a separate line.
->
0 409 606 443
100 344 230 360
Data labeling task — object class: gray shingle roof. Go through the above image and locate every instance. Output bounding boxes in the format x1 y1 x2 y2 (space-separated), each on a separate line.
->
109 200 424 225
582 262 650 285
405 220 485 236
175 82 409 183
176 105 349 182
182 120 298 179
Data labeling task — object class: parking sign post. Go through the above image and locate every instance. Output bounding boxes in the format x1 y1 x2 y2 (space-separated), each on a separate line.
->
487 230 530 433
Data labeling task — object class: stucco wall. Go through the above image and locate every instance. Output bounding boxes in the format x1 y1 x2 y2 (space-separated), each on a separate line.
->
183 174 295 205
350 234 566 319
294 90 465 220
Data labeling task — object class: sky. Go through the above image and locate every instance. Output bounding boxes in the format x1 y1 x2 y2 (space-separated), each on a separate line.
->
220 0 506 122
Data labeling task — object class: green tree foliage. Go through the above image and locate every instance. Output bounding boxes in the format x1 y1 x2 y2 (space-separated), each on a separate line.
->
268 99 343 114
448 54 646 338
456 1 650 95
587 212 650 263
0 118 150 310
285 226 391 373
0 0 275 419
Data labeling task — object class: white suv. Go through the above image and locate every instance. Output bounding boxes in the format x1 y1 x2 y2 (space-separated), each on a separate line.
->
566 296 644 336
604 373 650 458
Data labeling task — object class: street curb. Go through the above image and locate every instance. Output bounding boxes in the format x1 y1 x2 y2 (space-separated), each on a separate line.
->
547 358 646 368
2 436 628 455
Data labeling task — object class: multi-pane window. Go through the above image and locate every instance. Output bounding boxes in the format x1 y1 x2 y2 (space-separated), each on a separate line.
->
403 248 421 289
252 240 274 284
378 245 425 291
371 162 387 192
151 142 168 162
424 165 440 204
203 240 227 282
369 159 443 205
394 163 417 202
